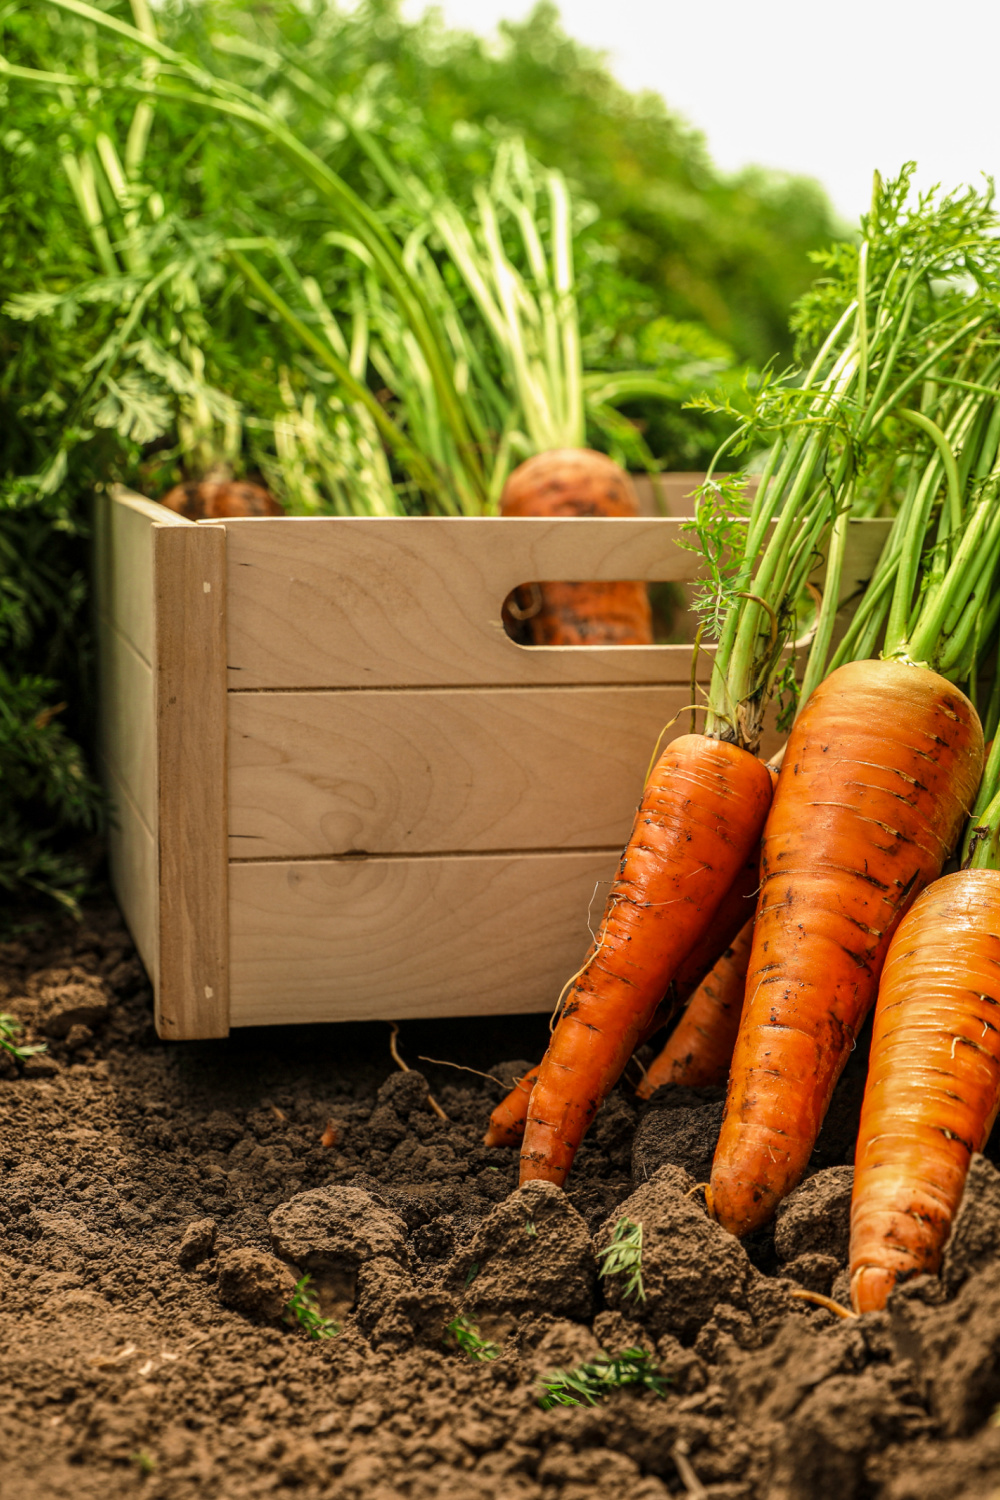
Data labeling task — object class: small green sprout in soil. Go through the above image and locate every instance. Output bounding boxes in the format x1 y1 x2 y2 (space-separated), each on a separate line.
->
130 1451 157 1475
464 1261 480 1288
0 1013 46 1062
524 1218 537 1237
445 1315 500 1362
538 1348 667 1410
284 1275 340 1341
597 1216 646 1302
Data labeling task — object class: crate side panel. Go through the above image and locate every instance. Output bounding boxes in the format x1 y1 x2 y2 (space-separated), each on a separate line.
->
223 516 705 689
101 755 159 988
96 617 156 833
154 523 230 1039
101 487 189 663
229 684 697 858
223 515 890 691
228 850 620 1025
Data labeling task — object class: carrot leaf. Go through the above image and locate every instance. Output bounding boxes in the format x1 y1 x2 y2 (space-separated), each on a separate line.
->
538 1347 667 1409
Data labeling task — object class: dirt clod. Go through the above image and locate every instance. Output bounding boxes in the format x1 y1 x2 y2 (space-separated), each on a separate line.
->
773 1165 853 1264
941 1153 1000 1296
216 1246 298 1320
177 1216 217 1268
598 1165 754 1344
269 1184 409 1276
631 1084 725 1185
454 1179 596 1322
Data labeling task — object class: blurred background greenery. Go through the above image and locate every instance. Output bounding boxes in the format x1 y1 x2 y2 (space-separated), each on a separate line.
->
0 0 845 916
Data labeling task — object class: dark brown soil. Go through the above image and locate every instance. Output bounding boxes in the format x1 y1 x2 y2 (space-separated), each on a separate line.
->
4 899 1000 1500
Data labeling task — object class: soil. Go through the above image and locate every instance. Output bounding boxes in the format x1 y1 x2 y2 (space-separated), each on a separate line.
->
4 899 1000 1500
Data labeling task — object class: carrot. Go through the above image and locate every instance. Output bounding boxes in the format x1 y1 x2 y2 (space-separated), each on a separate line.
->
849 869 1000 1312
638 916 755 1096
484 1067 540 1148
500 449 653 646
519 734 774 1186
160 478 284 518
486 832 767 1148
707 658 984 1238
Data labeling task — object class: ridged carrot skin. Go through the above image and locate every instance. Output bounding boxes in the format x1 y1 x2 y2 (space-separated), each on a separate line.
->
519 734 774 1186
708 659 984 1238
500 449 653 646
638 916 755 1096
850 870 1000 1312
487 841 765 1147
483 1067 540 1148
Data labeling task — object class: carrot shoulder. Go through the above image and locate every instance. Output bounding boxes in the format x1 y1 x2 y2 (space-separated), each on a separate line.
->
850 869 1000 1312
708 658 983 1237
519 733 774 1186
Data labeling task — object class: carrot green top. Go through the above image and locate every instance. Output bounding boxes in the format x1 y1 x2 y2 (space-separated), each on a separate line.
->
689 168 1000 755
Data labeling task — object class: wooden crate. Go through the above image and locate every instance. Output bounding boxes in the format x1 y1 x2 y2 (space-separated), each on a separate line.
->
93 485 888 1039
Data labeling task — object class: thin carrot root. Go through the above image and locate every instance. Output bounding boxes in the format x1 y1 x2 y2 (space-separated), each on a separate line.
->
708 659 984 1238
849 869 1000 1313
389 1023 449 1122
520 734 774 1188
787 1288 855 1320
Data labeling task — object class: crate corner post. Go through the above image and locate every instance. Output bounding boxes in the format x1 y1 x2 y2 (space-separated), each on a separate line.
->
153 517 231 1040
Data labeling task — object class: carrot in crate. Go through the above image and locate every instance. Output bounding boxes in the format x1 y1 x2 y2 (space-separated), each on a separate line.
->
500 449 652 645
160 476 284 518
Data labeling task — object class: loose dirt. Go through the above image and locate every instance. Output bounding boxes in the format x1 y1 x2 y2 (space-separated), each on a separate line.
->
3 898 1000 1499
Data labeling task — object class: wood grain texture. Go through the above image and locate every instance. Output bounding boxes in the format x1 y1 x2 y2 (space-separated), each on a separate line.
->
154 522 230 1039
96 486 191 663
228 685 673 858
228 685 785 860
228 850 622 1025
101 755 159 986
223 516 890 690
96 616 156 833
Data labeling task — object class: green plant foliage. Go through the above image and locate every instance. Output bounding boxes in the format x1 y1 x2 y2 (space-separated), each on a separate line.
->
0 0 840 910
444 1315 500 1361
284 1275 340 1340
596 1215 646 1303
0 1012 47 1062
538 1347 667 1409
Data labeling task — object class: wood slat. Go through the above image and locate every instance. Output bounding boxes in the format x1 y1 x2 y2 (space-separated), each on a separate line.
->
154 523 230 1039
228 850 622 1025
95 617 156 834
95 487 191 664
228 684 785 859
101 755 159 988
223 515 891 690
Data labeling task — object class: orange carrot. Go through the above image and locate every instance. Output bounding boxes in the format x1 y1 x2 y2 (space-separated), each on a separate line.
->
486 836 766 1148
484 1067 540 1148
160 478 284 518
519 734 774 1186
500 449 653 646
707 659 984 1238
638 916 755 1096
849 869 1000 1312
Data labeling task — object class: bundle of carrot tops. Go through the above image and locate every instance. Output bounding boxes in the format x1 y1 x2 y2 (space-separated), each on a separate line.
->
487 167 1000 1315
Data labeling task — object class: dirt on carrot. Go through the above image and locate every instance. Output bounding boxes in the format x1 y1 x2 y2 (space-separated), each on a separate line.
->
5 894 1000 1500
